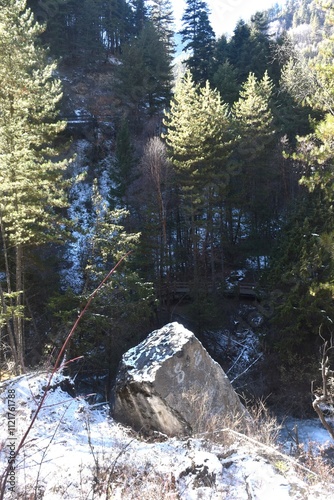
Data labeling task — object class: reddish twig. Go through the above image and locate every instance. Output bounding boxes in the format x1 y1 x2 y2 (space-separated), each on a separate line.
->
0 252 131 499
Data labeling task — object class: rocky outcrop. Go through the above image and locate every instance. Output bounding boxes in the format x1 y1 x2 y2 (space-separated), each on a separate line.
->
111 322 247 437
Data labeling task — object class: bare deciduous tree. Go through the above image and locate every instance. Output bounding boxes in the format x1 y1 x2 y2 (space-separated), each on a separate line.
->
312 334 334 440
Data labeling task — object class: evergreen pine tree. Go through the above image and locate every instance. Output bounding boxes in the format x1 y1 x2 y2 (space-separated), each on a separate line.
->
266 1 334 378
102 0 133 55
179 0 215 84
0 0 70 373
149 0 175 61
228 20 252 84
228 15 279 85
266 192 334 364
115 20 173 120
210 34 229 81
130 0 148 35
282 1 334 195
39 0 105 63
249 12 272 79
163 72 233 283
231 72 277 242
109 119 136 208
212 61 239 105
212 34 229 70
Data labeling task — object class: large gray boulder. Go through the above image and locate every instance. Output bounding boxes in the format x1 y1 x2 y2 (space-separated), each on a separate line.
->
111 322 247 437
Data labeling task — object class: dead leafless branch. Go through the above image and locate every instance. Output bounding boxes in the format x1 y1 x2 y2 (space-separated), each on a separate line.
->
312 335 334 441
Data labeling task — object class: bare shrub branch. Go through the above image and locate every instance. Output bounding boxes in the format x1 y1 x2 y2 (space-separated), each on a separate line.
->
312 334 334 441
0 253 131 499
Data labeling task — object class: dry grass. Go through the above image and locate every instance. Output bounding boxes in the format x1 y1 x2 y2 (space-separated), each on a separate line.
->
244 399 282 447
181 386 281 450
105 463 179 499
179 386 334 490
285 440 334 485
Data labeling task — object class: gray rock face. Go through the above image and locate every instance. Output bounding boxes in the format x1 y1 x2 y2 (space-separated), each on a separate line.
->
111 322 246 437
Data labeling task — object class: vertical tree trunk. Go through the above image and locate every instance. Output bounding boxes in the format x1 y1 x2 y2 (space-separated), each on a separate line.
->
0 283 19 371
219 205 225 281
15 244 25 373
0 214 20 373
190 205 198 285
207 187 216 291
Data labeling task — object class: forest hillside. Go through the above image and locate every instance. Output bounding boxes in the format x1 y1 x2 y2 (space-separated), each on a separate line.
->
0 0 333 420
1 0 334 498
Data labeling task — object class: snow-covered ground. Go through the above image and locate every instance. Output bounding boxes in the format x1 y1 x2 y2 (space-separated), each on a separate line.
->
61 136 115 293
279 417 333 453
1 372 333 499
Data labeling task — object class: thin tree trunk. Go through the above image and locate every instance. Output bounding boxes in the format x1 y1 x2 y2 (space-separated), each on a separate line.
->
0 214 20 372
0 283 19 370
219 205 225 280
191 204 199 286
208 188 216 291
15 244 25 373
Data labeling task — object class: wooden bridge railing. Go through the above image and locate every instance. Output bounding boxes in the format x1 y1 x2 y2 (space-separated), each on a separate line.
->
156 280 258 302
238 282 258 298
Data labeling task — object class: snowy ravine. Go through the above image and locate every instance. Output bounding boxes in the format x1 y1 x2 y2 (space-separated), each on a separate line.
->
0 372 333 499
61 137 114 293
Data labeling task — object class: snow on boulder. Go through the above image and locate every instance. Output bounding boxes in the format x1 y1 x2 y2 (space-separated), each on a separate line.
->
111 322 247 437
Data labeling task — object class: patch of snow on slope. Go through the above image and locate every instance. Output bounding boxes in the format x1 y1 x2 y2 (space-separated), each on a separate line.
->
279 417 333 453
60 139 92 292
1 372 333 499
61 139 114 293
